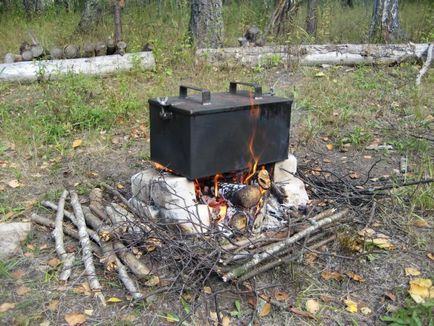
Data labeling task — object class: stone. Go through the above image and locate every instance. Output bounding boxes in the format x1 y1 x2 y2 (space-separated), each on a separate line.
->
128 198 159 220
279 174 309 207
150 174 196 210
159 204 210 234
273 155 297 183
0 222 32 259
131 168 160 204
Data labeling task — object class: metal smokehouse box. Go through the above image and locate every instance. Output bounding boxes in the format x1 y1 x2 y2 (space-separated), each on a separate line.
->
149 82 292 180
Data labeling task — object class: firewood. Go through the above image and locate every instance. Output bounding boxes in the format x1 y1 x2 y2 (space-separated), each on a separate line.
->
116 41 127 55
95 41 107 56
4 53 15 64
106 38 116 55
222 209 349 281
82 206 112 241
50 47 63 59
416 42 433 86
228 211 248 232
83 43 95 57
270 183 286 204
52 190 75 282
220 183 261 208
19 41 30 54
21 50 33 61
42 200 101 245
64 45 80 59
69 189 105 305
238 235 336 282
258 169 271 190
30 44 44 59
113 241 151 278
31 213 101 254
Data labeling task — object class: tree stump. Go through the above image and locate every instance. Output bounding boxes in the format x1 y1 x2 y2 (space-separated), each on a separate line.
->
64 45 80 59
95 42 107 56
50 47 63 60
83 43 95 57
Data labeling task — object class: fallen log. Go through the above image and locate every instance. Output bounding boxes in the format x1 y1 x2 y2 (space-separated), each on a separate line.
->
0 51 155 83
196 43 431 67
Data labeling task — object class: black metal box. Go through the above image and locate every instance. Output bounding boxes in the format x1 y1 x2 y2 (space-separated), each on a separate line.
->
149 82 292 180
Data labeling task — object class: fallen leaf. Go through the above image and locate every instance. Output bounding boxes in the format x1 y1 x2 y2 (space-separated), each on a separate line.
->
413 219 429 227
360 307 372 315
47 300 59 311
258 302 271 317
427 253 434 261
16 286 31 295
116 183 124 189
165 312 180 323
203 286 212 294
73 282 91 296
384 292 396 302
349 172 360 179
321 271 343 281
323 158 332 163
39 320 50 326
405 267 421 276
107 297 122 303
222 315 230 326
344 299 358 313
274 290 289 301
370 238 395 250
315 71 326 77
64 312 87 326
346 272 365 283
358 228 376 237
304 252 318 266
408 278 433 303
144 275 160 287
326 143 334 151
0 302 15 312
288 307 315 319
247 296 257 307
8 179 21 188
84 309 93 316
11 269 25 279
72 139 82 149
48 257 61 267
305 299 320 314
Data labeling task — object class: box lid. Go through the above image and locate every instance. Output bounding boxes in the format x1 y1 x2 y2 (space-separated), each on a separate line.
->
148 83 292 116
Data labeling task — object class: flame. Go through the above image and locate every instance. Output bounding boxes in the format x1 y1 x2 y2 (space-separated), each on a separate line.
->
243 93 261 184
152 161 175 173
194 179 201 198
214 173 222 197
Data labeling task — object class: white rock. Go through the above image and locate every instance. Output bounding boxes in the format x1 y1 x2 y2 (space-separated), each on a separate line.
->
159 204 210 234
273 155 297 183
278 174 309 207
131 168 161 203
0 222 32 259
150 174 196 210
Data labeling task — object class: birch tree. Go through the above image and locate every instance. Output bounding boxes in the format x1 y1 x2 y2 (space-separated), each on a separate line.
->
369 0 401 42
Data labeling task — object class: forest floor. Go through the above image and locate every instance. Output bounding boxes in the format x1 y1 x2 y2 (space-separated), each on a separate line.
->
0 62 433 325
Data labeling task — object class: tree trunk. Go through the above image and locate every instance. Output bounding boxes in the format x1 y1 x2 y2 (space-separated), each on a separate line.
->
265 0 299 37
306 0 317 36
113 0 122 43
370 0 400 42
189 0 224 48
77 0 102 33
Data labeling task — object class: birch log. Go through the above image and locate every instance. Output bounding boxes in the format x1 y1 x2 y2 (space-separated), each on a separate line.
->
196 43 431 67
0 51 155 83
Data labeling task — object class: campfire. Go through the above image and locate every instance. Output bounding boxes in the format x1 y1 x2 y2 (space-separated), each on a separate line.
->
31 82 349 307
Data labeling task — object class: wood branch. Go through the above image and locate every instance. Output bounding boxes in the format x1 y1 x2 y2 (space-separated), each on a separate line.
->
238 235 336 282
222 209 349 281
0 52 155 83
69 189 105 305
196 43 431 67
220 183 261 208
257 169 271 190
52 190 75 282
82 206 112 242
416 43 433 86
42 200 101 245
228 211 248 232
270 183 286 204
113 241 151 278
89 188 105 216
31 213 101 254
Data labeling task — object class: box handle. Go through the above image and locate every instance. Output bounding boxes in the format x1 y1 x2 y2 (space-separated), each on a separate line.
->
179 85 211 105
229 81 262 99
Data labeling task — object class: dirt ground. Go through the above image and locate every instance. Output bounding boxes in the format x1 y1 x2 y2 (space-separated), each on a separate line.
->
0 67 433 325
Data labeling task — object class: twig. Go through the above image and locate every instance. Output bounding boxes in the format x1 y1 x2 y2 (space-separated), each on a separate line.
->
238 235 336 282
69 189 106 306
52 190 75 282
113 241 152 278
223 209 349 281
416 43 433 86
364 178 434 192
